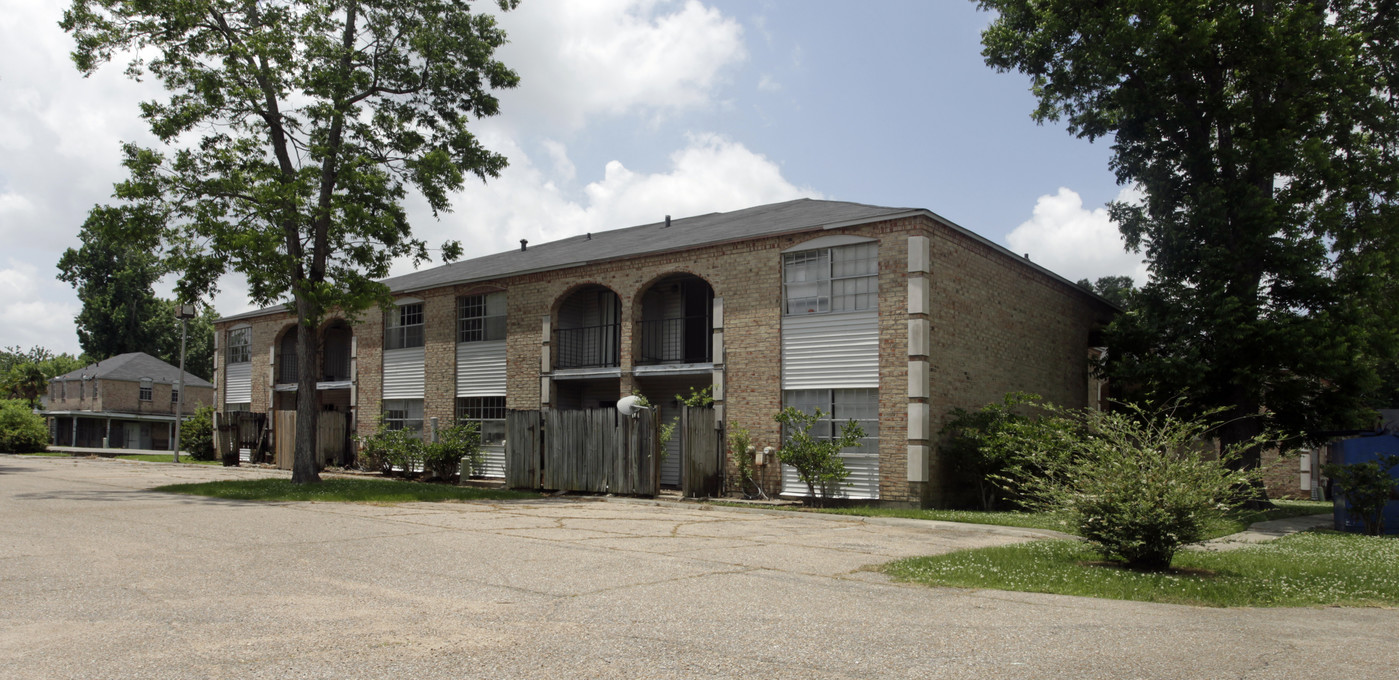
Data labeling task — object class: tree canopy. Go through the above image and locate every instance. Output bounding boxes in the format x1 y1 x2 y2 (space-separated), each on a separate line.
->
977 0 1399 469
1 346 88 407
63 0 521 482
57 205 216 380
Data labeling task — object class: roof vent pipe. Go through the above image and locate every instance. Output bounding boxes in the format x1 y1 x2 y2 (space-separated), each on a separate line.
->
664 215 671 228
520 239 528 252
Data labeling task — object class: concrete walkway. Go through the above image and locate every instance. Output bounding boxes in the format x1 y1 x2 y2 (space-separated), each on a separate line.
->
1194 513 1335 551
3 455 1396 680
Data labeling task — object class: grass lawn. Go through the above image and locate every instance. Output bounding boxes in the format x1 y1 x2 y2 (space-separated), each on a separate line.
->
884 531 1399 608
116 454 221 465
153 477 541 503
792 499 1331 540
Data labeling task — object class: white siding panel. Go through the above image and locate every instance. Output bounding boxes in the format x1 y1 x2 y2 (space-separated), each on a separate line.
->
781 450 880 500
382 347 425 399
456 340 507 396
781 310 879 389
225 362 252 404
466 444 506 479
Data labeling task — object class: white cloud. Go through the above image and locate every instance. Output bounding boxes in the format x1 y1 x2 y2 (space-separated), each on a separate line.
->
0 259 82 355
1005 186 1148 285
493 0 747 130
393 133 819 276
757 74 781 92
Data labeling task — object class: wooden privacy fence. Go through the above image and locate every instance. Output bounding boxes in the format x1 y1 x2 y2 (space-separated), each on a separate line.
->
272 410 351 470
215 411 268 463
680 405 723 498
506 408 659 495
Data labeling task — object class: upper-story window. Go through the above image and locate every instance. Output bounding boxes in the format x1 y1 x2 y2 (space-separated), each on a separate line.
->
385 302 425 350
227 327 251 364
171 388 180 404
139 378 153 401
783 242 878 315
458 292 506 343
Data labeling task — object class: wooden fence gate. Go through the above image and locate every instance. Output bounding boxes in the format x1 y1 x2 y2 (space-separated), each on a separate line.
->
505 408 659 495
680 406 723 498
214 411 268 463
272 411 351 470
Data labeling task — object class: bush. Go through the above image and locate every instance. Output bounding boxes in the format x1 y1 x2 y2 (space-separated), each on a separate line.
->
356 422 420 476
179 406 216 461
773 407 864 505
0 398 48 452
727 424 764 498
1009 403 1260 570
940 392 1069 510
423 422 481 481
1324 455 1399 536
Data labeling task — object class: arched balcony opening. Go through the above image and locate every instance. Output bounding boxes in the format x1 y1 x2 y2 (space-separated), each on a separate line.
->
554 285 621 369
636 274 714 366
321 320 352 382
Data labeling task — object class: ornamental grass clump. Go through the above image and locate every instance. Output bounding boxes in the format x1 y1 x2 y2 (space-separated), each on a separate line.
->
1007 403 1263 571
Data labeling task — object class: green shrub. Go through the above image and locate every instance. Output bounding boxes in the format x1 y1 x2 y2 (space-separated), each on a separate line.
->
1324 454 1399 536
179 406 216 461
940 392 1070 510
1010 403 1260 570
773 407 864 505
356 422 420 476
727 424 764 498
424 422 482 480
0 398 48 452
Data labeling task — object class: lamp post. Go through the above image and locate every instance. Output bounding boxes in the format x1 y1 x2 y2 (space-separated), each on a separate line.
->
172 302 198 463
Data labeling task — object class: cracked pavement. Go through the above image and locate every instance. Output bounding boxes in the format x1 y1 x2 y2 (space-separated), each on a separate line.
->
3 455 1397 679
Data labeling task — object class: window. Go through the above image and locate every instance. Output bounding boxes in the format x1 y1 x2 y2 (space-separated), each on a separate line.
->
223 402 251 413
79 380 85 401
227 327 251 364
385 302 425 350
782 388 880 448
456 396 506 447
59 380 66 400
383 399 424 435
783 242 878 315
457 292 506 343
781 388 881 498
139 378 153 401
171 388 180 403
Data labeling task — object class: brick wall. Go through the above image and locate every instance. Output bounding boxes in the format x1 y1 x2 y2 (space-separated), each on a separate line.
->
48 378 212 415
216 212 1112 505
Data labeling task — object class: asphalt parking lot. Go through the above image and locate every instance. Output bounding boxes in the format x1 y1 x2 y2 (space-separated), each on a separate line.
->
3 455 1396 679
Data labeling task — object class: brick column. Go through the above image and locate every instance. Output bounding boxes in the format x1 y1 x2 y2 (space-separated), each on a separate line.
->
424 292 456 435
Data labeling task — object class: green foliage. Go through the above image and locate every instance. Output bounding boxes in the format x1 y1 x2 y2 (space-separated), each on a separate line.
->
1010 403 1262 570
0 399 49 452
1075 276 1136 310
424 422 482 481
940 392 1071 510
977 1 1399 473
56 207 217 380
356 421 420 477
63 0 520 484
726 423 763 498
773 407 864 505
1324 455 1399 536
179 405 217 461
676 385 714 407
1 346 88 406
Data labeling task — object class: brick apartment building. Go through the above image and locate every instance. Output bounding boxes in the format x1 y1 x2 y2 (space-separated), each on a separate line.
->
213 199 1115 505
42 352 213 451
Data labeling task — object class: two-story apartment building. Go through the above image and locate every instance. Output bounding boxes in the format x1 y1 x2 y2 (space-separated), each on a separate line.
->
43 352 214 450
213 199 1115 505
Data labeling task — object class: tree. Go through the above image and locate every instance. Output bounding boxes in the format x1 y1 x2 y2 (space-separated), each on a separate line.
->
57 207 217 379
1324 455 1399 536
977 1 1399 482
1 346 88 407
1075 275 1137 310
773 407 864 505
64 0 521 483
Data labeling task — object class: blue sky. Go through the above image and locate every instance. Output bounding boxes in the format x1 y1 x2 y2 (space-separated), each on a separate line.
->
0 0 1145 355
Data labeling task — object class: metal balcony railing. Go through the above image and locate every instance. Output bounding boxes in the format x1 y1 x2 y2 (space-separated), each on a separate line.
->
555 323 621 369
637 315 712 365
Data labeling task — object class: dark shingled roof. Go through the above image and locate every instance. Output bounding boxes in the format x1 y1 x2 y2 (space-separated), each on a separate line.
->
51 352 213 388
218 197 1112 322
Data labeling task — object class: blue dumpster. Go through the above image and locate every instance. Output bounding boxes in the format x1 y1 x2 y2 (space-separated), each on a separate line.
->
1330 433 1399 535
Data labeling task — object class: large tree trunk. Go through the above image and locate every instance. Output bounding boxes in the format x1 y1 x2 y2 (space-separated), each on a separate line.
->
291 292 321 484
